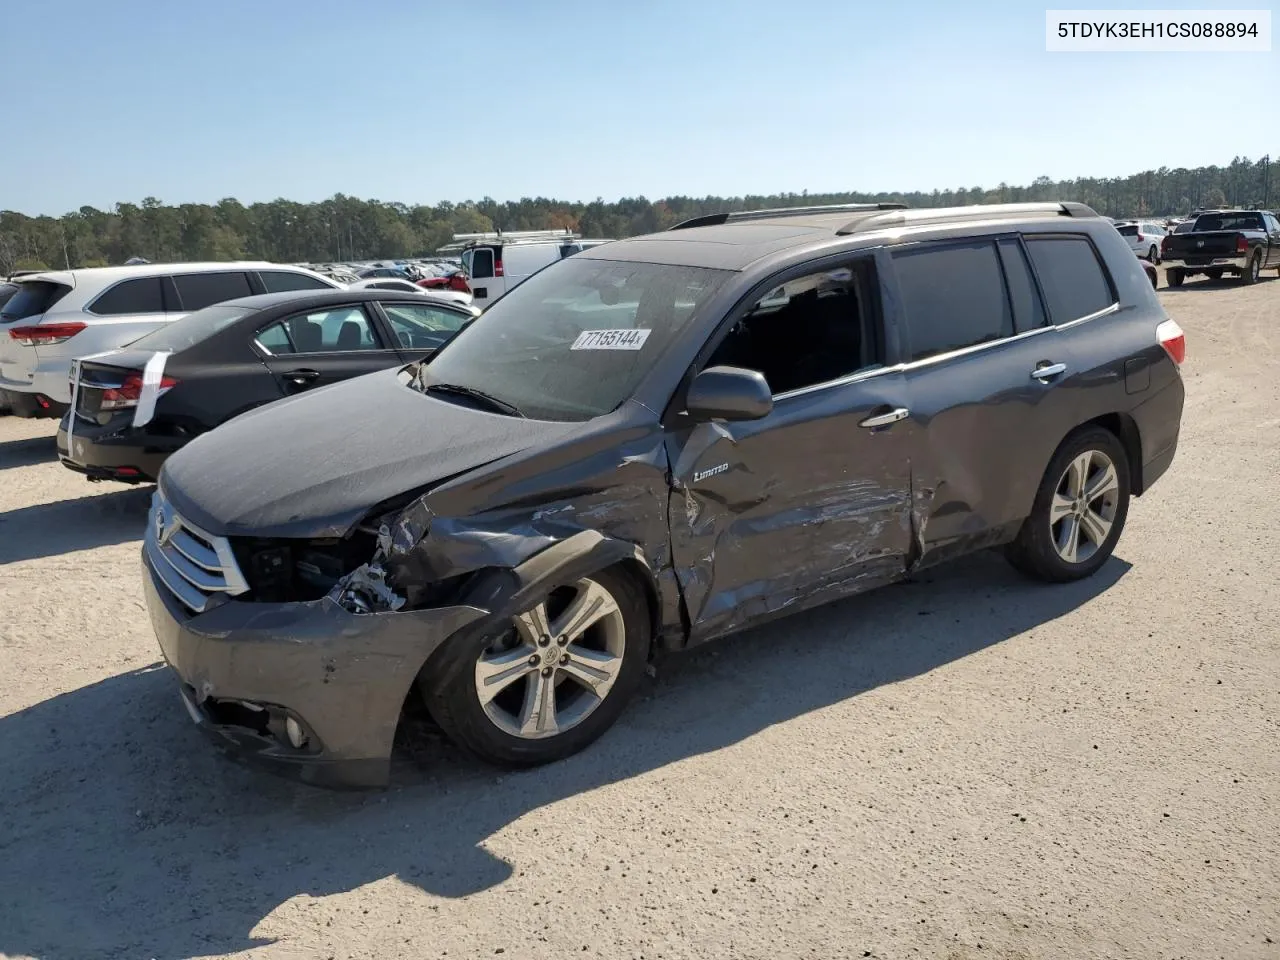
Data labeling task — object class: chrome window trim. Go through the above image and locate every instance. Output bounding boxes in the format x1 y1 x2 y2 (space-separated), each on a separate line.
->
1053 300 1120 330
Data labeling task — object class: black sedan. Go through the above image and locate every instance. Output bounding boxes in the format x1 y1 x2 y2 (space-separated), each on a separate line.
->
56 289 479 482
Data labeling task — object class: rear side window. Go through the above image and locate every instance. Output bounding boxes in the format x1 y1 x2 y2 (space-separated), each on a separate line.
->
256 306 383 355
1024 237 1116 324
0 280 72 320
260 270 333 293
893 240 1013 363
469 248 495 279
172 271 253 311
997 239 1046 332
88 277 165 316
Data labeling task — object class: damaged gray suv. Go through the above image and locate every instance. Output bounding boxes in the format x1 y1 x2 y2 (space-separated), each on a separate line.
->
143 202 1186 786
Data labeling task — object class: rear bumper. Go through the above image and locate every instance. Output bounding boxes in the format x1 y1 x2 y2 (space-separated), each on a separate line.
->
0 368 73 405
1165 255 1248 271
1131 374 1184 495
56 415 173 482
141 551 487 788
0 388 66 418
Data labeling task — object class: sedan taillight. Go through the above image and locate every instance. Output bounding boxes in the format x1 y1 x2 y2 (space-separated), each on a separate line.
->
98 372 181 411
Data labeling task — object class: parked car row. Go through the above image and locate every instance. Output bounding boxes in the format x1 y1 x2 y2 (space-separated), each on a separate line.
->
1105 208 1280 288
116 201 1187 788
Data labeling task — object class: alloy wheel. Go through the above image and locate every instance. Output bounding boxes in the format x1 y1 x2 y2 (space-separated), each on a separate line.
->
474 578 627 739
1048 449 1120 564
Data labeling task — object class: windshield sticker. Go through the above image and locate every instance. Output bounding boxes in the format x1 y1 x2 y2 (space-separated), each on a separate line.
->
571 328 651 351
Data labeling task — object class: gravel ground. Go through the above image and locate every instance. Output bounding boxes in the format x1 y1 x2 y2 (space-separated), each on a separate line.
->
0 271 1277 960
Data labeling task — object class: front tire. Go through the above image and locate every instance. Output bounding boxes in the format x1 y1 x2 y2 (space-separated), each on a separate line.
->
422 567 650 766
1005 427 1131 583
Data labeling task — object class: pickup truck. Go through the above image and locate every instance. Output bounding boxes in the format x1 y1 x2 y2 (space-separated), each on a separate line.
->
1160 210 1280 286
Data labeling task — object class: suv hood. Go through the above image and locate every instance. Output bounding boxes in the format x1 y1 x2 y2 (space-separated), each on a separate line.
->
160 367 581 538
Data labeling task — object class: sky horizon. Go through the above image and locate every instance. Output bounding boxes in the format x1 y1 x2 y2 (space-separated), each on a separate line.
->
3 0 1276 217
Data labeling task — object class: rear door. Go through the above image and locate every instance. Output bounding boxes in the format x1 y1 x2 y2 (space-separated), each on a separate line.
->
463 246 500 307
889 235 1085 565
255 303 402 394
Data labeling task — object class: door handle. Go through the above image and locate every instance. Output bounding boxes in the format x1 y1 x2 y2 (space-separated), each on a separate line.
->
1030 362 1067 381
284 368 320 385
859 407 910 429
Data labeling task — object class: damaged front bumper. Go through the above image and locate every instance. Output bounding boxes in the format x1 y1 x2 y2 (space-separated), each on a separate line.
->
142 550 486 788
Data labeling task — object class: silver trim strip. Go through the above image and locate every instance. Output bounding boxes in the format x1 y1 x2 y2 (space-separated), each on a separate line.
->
1054 301 1120 330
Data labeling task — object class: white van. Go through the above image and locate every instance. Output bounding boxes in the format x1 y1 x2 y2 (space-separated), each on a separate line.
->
457 231 594 308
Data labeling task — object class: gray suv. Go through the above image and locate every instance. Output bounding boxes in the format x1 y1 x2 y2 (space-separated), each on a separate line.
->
141 202 1186 786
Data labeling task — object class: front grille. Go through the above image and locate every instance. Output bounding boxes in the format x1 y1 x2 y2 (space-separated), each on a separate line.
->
144 490 249 614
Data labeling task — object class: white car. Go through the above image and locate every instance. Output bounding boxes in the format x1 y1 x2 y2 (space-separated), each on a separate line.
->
1113 221 1166 263
0 261 339 417
345 276 475 306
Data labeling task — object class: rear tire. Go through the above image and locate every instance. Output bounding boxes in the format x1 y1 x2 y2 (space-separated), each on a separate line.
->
1005 427 1131 584
1167 268 1185 287
421 566 650 767
1240 252 1261 285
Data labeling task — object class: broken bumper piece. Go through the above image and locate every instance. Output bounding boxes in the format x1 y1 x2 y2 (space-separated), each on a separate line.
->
142 550 486 788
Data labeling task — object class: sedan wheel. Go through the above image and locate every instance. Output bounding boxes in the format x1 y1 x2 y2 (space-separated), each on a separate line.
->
1047 450 1120 565
1005 426 1131 583
475 579 627 740
423 567 650 766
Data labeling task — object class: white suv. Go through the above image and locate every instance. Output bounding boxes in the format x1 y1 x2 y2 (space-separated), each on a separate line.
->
0 261 339 416
1113 221 1166 263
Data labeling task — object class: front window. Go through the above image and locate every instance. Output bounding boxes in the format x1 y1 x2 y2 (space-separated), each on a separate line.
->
419 258 732 421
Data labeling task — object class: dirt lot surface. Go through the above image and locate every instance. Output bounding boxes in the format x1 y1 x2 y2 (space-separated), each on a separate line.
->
1 272 1277 960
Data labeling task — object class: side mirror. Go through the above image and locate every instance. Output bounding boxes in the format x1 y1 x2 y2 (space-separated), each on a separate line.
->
685 365 773 422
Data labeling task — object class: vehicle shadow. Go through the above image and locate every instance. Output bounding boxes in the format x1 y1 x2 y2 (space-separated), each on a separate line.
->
0 434 57 470
0 487 152 565
1160 274 1277 293
0 552 1131 960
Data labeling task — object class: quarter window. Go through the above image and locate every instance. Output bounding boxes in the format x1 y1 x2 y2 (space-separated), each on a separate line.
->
256 306 383 355
704 260 881 396
172 271 253 311
893 240 1013 363
260 270 334 293
89 277 166 315
1024 236 1116 324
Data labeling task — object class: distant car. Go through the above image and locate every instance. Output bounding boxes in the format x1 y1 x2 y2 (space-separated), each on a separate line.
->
0 262 340 418
347 277 474 306
417 270 473 294
357 267 409 280
56 289 480 483
1113 221 1166 263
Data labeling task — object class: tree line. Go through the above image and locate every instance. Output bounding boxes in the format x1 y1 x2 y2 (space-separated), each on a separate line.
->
1 154 1273 274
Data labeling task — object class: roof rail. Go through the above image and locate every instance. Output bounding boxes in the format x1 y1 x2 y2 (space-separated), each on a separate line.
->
669 202 909 231
837 201 1100 235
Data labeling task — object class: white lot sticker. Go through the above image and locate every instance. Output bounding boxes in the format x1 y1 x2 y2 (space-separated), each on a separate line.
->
571 328 651 351
131 351 172 428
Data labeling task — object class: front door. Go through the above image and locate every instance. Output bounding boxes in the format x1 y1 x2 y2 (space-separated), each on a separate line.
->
255 303 401 394
663 257 915 642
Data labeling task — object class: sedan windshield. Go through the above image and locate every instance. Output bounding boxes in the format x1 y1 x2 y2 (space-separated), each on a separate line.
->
128 304 257 352
418 258 732 421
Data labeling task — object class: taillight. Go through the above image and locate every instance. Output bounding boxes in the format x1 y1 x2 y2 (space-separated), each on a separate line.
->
1156 318 1186 365
1236 235 1248 254
1136 233 1144 242
494 258 504 277
98 372 180 411
7 322 86 346
1161 236 1171 253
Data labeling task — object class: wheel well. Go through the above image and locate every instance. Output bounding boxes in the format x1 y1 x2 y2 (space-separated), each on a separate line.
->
611 557 664 656
1079 412 1144 494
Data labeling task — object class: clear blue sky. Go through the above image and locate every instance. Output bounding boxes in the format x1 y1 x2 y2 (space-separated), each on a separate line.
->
3 0 1275 215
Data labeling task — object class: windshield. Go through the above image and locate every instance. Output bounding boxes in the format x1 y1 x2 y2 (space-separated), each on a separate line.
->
0 280 72 321
419 257 732 421
1116 225 1138 236
127 304 257 352
1194 212 1264 232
